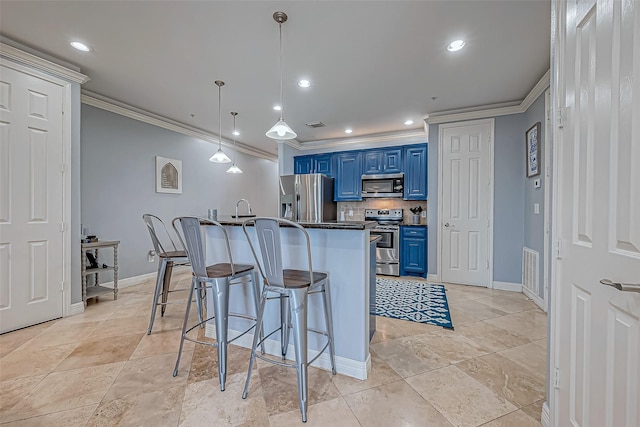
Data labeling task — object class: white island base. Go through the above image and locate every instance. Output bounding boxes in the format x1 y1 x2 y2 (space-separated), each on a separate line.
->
203 222 374 380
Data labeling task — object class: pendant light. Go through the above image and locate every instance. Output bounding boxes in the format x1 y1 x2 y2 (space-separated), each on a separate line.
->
226 112 243 174
266 11 297 140
209 80 232 163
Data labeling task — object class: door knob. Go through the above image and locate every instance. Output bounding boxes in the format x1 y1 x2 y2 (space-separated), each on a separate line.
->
600 279 640 293
444 223 450 228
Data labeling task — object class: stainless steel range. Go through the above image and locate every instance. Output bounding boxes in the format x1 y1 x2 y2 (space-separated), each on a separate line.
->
365 209 403 276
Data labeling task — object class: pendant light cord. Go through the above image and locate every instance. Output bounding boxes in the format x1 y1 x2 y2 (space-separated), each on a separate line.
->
279 22 284 121
232 113 237 163
218 84 222 150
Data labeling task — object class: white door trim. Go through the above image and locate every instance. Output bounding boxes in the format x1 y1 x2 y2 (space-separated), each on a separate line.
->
542 88 552 312
0 58 73 319
437 118 495 288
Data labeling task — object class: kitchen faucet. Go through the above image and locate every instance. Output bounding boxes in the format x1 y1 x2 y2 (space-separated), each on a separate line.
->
235 198 252 218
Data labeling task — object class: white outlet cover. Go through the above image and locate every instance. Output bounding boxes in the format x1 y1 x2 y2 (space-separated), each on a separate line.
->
534 203 540 214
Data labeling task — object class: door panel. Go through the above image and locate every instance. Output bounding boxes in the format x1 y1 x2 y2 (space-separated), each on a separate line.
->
553 0 640 425
0 65 64 333
441 121 491 287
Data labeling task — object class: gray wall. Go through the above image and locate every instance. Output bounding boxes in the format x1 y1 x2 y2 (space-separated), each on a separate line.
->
427 93 547 286
523 94 546 298
81 105 278 281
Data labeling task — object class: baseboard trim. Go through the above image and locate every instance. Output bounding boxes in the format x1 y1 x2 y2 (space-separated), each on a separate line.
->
541 401 550 427
492 281 522 292
100 267 191 290
67 301 85 316
523 286 547 312
427 274 440 283
205 324 370 380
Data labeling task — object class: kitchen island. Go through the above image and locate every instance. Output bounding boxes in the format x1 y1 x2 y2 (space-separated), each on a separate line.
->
202 217 377 380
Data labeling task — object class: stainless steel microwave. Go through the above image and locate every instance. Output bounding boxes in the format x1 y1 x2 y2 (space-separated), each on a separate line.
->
361 173 404 198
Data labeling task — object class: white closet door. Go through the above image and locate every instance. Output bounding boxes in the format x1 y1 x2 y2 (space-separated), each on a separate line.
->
0 64 65 333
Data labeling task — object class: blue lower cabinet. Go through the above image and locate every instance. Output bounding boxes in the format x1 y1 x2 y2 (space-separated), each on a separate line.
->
400 226 427 277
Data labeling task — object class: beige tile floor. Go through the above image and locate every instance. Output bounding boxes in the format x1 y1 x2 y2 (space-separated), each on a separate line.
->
0 273 547 426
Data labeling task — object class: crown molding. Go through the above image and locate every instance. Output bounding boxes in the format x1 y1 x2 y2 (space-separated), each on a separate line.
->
0 42 90 84
426 69 550 125
81 91 278 162
282 128 428 152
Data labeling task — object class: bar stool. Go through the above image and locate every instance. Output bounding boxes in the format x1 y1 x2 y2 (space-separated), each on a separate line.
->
142 214 200 335
173 216 262 391
241 217 336 423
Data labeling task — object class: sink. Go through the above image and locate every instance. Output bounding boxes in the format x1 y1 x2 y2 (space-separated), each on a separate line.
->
231 214 256 218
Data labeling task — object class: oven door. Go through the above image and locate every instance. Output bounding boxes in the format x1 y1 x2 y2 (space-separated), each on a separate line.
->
371 227 400 276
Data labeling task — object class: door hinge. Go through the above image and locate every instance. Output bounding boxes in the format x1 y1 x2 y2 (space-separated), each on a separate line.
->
554 239 563 259
61 281 65 292
557 108 567 128
59 222 65 232
60 163 66 173
553 367 560 389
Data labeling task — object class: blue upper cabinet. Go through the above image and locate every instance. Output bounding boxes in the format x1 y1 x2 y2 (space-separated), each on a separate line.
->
334 151 362 201
363 148 403 175
294 155 314 174
314 154 333 177
403 144 428 200
293 154 333 177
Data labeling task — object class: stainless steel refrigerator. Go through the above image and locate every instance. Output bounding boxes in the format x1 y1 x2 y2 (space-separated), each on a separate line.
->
279 174 336 223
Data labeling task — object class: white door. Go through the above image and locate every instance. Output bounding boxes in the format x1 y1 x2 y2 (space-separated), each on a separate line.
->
0 64 65 333
552 0 640 425
439 119 492 287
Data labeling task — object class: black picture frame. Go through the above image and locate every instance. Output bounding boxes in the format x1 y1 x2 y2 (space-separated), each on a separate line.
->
526 122 541 177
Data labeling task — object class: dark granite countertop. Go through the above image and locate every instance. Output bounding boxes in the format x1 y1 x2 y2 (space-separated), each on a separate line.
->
401 223 427 227
214 216 377 230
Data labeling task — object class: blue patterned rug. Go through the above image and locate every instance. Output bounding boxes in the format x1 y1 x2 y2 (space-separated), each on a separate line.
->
375 278 454 329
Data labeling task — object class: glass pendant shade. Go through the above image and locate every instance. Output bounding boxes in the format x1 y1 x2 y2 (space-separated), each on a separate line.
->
209 148 231 163
226 163 243 174
266 119 297 140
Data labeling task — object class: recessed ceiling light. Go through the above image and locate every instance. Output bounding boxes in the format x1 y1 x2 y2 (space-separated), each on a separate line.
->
70 41 91 52
297 79 311 88
446 39 465 52
404 119 414 125
232 130 240 136
273 105 282 111
345 129 353 134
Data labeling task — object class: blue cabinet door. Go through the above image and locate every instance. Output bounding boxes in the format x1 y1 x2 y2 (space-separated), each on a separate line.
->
294 156 314 174
314 154 333 177
400 226 427 277
334 151 362 201
363 148 403 174
384 148 403 173
363 151 384 174
403 144 427 200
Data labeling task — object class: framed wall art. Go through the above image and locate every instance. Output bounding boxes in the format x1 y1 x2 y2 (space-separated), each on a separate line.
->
525 122 541 177
156 156 182 194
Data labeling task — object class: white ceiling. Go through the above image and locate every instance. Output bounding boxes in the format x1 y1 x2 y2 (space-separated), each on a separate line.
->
0 1 550 157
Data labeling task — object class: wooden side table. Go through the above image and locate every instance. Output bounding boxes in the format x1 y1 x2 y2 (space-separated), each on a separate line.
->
81 240 119 306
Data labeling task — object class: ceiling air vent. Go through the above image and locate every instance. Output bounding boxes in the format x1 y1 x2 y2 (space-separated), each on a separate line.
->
305 121 325 128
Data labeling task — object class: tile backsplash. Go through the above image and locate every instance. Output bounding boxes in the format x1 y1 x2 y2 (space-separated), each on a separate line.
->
338 199 427 225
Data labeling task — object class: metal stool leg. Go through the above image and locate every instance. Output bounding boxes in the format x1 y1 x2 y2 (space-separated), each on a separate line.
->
321 281 337 375
147 258 168 335
161 261 174 316
243 286 268 399
290 288 309 423
211 278 231 391
280 295 290 360
195 278 204 328
173 276 196 377
251 271 265 354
